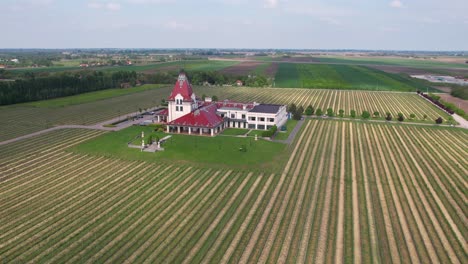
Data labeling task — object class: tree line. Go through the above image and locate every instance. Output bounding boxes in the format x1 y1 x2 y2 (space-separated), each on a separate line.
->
0 70 137 105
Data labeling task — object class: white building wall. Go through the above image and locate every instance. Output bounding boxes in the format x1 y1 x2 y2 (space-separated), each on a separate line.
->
168 94 193 122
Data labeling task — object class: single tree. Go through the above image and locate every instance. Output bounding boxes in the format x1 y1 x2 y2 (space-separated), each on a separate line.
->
305 105 314 116
409 113 416 119
361 111 371 119
397 113 404 122
202 94 206 100
385 113 392 121
297 105 304 115
423 114 428 120
338 109 345 118
293 106 303 120
212 95 218 101
316 108 323 116
373 111 380 118
435 117 443 124
350 109 356 118
327 108 334 117
288 103 297 114
147 135 153 145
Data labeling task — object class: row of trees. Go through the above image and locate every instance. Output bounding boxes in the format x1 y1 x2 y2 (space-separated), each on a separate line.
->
0 70 138 105
287 103 449 124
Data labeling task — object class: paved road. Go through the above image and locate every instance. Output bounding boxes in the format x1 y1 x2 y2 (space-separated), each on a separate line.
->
0 109 159 146
273 119 305 145
452 114 468 129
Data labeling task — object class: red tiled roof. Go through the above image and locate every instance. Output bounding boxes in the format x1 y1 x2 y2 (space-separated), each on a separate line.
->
155 108 168 116
168 73 194 101
168 103 224 128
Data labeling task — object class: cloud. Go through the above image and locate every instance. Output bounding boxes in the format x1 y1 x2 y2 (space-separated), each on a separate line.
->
127 0 174 4
389 0 403 8
264 0 278 9
88 2 121 11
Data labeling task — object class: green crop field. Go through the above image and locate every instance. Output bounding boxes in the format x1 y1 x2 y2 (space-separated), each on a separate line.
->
274 63 434 91
1 120 466 263
313 56 468 69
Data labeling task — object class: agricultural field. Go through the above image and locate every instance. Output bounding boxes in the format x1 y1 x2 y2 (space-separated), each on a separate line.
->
0 86 449 143
1 120 466 263
274 63 434 91
197 86 449 121
0 86 172 142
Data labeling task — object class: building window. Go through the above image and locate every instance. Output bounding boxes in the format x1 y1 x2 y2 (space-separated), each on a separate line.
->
180 106 183 111
242 114 246 119
176 106 179 111
268 118 275 122
231 114 235 118
249 116 256 121
260 117 265 122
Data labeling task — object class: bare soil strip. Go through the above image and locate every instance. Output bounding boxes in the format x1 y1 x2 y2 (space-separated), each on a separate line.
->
276 122 325 263
376 125 439 262
184 173 260 264
334 123 346 264
349 123 362 263
219 174 275 264
387 127 462 263
356 124 379 263
296 121 330 263
314 122 339 263
98 169 225 264
363 125 401 264
256 121 316 264
370 125 420 264
389 126 467 254
238 121 313 263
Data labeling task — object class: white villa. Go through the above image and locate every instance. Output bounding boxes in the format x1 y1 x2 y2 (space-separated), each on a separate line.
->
156 72 287 136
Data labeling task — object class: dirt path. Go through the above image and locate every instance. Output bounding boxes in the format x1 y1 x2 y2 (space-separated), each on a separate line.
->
334 123 346 264
314 122 339 263
350 123 362 263
238 121 312 263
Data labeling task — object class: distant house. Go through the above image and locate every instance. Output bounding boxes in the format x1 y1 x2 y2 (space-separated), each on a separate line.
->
126 60 133 65
80 63 89 68
120 82 132 88
0 65 5 69
236 80 243 86
10 59 19 63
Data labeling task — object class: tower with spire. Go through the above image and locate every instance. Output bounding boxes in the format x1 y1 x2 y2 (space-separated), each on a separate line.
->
167 72 197 122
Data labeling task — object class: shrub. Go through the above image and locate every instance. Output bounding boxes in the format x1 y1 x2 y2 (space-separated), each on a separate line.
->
423 114 427 120
147 135 153 145
350 110 356 118
326 108 334 117
316 108 323 116
262 125 277 138
410 113 416 119
435 117 443 124
212 95 218 101
338 109 344 118
361 111 370 119
305 105 314 116
288 103 297 114
373 111 380 118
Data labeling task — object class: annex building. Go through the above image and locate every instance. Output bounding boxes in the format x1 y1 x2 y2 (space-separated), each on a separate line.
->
159 72 287 136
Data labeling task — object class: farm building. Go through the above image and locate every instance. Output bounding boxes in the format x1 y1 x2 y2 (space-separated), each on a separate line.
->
164 72 287 136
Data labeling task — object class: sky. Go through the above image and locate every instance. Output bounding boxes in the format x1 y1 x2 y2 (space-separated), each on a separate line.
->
1 0 467 50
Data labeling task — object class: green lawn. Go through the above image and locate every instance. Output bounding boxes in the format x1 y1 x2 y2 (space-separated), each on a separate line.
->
24 84 167 108
274 63 434 91
274 119 298 140
220 128 249 136
71 126 286 171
